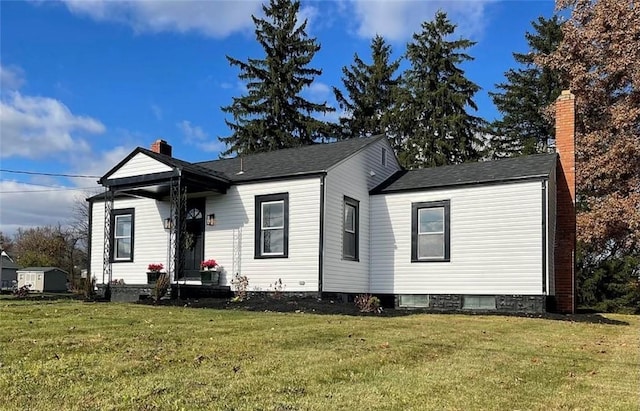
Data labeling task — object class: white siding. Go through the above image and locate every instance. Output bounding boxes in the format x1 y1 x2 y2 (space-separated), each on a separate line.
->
370 181 545 295
204 177 321 292
109 152 172 179
323 138 401 293
90 197 171 284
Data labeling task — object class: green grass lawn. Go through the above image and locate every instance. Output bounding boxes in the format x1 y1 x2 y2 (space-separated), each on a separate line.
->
0 300 638 410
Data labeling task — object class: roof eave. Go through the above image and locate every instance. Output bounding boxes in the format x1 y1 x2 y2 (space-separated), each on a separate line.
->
371 173 551 195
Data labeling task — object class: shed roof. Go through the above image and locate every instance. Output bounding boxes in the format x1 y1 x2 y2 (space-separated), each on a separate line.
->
17 267 68 274
373 153 557 194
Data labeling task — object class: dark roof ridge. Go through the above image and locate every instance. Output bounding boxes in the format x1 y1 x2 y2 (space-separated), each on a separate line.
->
372 153 558 194
193 134 385 166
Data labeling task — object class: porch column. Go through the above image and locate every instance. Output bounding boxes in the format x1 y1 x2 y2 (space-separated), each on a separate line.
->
168 177 187 283
102 188 114 285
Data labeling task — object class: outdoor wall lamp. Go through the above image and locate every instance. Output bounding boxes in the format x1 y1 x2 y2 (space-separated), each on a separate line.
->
164 218 173 230
207 213 216 226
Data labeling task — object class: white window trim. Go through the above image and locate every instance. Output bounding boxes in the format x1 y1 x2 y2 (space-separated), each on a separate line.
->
417 207 445 260
114 214 132 261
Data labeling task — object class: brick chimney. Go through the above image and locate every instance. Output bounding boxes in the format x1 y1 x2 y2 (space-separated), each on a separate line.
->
150 139 172 156
554 90 576 313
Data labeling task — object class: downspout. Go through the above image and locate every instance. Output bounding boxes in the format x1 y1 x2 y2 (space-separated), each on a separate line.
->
541 179 547 294
87 198 93 284
318 174 326 297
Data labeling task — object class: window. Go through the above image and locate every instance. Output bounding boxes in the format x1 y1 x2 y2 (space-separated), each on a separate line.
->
463 296 496 310
111 208 134 262
255 193 289 258
381 148 387 167
399 295 430 308
343 196 359 260
411 200 450 262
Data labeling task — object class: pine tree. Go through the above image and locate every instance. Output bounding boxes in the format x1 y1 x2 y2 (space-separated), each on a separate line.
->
489 16 565 158
220 0 333 156
395 12 484 169
332 35 400 140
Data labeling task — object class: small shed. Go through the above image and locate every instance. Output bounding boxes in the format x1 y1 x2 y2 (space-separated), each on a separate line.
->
17 267 68 293
1 251 19 291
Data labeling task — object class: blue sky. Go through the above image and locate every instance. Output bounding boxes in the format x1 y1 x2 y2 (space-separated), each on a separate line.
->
0 0 556 234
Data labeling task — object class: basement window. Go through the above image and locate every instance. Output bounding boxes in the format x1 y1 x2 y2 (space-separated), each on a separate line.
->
398 295 430 308
462 296 496 310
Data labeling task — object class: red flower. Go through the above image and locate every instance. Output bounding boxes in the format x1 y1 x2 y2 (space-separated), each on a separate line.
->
200 259 218 269
147 263 164 272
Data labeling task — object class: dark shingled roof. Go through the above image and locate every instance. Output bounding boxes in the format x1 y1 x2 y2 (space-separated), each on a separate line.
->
18 267 68 273
1 254 18 269
196 135 384 182
373 153 557 194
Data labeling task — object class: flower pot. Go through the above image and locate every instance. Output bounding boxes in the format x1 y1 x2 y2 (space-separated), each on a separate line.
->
200 270 219 285
147 271 161 284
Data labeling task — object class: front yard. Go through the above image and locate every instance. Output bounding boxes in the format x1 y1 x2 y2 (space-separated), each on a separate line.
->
0 299 638 410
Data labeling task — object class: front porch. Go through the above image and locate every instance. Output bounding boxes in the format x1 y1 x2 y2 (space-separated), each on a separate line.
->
97 145 232 289
101 283 232 302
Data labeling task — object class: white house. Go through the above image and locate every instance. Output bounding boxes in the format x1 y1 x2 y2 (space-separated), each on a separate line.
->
88 92 577 313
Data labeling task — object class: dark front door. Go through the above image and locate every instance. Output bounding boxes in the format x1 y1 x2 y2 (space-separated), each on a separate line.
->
182 199 205 280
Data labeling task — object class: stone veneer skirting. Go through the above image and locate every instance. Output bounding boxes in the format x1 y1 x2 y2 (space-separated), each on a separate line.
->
401 294 547 313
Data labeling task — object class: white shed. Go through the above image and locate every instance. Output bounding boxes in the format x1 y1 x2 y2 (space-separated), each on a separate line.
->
16 267 68 293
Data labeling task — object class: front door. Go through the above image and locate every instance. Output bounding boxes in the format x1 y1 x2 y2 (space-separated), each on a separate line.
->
182 199 205 280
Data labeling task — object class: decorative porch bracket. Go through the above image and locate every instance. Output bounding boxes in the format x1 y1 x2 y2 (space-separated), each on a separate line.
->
102 188 114 285
168 176 187 283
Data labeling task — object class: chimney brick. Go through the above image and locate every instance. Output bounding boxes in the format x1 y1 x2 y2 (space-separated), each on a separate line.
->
554 90 576 313
151 139 172 156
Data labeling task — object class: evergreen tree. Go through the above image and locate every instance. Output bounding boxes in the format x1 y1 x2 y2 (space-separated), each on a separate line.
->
490 16 565 158
220 0 333 156
332 35 400 140
395 12 484 169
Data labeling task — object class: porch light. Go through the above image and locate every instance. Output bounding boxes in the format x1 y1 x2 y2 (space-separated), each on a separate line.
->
164 218 173 230
207 213 216 226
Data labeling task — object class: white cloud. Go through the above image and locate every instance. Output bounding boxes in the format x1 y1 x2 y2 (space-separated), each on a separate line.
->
177 120 208 141
151 104 163 121
348 0 491 42
62 0 263 38
0 180 84 235
177 120 225 153
75 145 134 180
306 81 331 99
0 91 105 159
0 64 25 91
0 145 134 235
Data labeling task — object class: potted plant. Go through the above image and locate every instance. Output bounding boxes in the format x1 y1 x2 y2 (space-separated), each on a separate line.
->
200 259 219 285
147 263 164 284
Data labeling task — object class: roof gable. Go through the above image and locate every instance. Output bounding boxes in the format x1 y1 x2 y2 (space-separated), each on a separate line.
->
100 148 174 183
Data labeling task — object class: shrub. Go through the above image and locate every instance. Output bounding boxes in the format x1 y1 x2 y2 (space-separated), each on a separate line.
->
231 273 249 301
13 284 31 298
269 278 285 299
154 273 170 302
83 276 96 300
354 294 383 314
